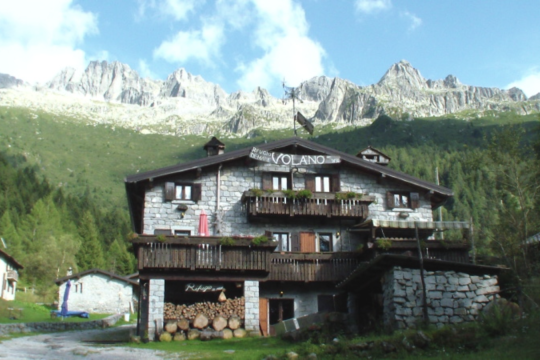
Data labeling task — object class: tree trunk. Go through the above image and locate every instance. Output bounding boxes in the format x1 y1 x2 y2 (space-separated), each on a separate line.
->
228 315 241 330
193 313 209 329
212 315 228 331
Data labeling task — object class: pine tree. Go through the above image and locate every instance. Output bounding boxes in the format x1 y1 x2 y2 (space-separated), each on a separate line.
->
76 211 104 271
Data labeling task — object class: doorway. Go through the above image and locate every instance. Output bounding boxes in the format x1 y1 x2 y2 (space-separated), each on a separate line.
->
269 298 294 325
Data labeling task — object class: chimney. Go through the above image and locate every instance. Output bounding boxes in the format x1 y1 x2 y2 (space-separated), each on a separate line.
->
203 136 225 157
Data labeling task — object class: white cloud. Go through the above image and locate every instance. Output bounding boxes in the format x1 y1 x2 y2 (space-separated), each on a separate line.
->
355 0 391 14
0 0 97 84
138 59 158 79
153 20 225 65
236 0 326 91
507 71 540 98
137 0 201 22
402 11 422 31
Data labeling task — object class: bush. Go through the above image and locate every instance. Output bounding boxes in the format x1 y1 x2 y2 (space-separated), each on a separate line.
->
251 235 269 246
219 237 236 246
480 298 521 336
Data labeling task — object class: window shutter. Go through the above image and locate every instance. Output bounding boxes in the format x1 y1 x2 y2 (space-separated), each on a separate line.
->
410 192 420 209
331 174 341 192
262 172 272 190
192 184 202 202
386 191 395 208
165 182 175 201
291 233 300 252
264 230 273 239
305 175 315 192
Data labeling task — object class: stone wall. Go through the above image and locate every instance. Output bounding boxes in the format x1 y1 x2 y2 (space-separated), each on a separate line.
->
0 314 122 336
382 266 499 329
244 280 259 335
146 279 164 340
57 274 134 314
142 161 434 251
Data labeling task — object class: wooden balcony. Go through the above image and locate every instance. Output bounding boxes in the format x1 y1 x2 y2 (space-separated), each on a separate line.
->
132 236 277 272
242 191 374 219
268 252 361 282
6 270 18 282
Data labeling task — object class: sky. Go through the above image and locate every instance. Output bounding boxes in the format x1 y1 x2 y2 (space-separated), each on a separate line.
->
0 0 539 98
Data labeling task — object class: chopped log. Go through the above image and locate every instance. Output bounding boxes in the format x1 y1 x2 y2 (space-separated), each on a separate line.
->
228 315 241 330
233 328 247 338
222 329 233 340
193 313 209 329
164 320 178 334
200 329 224 341
174 332 186 341
212 315 228 331
187 329 200 340
177 318 190 331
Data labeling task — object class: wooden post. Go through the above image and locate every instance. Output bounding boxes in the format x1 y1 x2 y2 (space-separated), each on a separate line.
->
415 224 429 326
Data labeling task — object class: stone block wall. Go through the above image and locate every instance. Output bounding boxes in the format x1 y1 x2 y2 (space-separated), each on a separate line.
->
147 279 164 340
244 280 259 334
382 266 499 329
57 274 134 314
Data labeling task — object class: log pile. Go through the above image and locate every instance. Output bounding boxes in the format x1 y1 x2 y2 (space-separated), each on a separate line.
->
163 297 245 321
162 297 247 340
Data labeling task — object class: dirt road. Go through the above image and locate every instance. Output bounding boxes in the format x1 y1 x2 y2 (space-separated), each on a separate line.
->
0 325 192 360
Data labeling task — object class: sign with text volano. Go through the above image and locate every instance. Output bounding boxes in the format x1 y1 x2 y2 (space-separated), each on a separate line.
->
249 147 340 166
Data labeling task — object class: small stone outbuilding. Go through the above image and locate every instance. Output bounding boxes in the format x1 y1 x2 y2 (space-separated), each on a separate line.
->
55 269 139 314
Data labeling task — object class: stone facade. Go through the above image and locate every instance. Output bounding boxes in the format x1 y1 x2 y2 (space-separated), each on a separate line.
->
382 266 500 329
143 162 434 251
146 279 164 340
244 280 259 334
57 273 135 314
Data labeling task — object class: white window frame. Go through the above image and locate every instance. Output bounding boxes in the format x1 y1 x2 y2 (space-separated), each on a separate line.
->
315 176 331 192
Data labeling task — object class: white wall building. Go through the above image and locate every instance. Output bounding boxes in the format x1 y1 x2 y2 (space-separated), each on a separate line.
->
0 248 23 301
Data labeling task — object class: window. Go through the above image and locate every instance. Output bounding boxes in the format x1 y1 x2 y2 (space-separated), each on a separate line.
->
305 174 340 193
174 230 191 237
175 184 192 200
165 182 201 202
154 229 172 236
273 232 289 252
318 233 332 252
262 172 290 190
315 176 330 192
386 191 420 209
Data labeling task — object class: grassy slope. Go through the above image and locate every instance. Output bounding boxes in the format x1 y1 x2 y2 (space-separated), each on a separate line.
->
0 106 538 209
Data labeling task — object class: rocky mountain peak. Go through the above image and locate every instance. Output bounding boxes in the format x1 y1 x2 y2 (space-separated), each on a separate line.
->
377 60 427 90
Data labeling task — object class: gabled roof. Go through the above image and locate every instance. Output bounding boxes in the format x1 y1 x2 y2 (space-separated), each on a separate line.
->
124 137 452 196
0 248 23 269
54 268 139 287
356 145 391 160
203 136 225 149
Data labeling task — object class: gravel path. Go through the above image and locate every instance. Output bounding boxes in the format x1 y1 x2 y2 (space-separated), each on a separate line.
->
0 325 191 360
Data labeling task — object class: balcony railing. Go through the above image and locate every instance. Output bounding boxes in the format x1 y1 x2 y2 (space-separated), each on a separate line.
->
6 270 18 282
242 191 374 219
133 237 277 272
268 253 361 282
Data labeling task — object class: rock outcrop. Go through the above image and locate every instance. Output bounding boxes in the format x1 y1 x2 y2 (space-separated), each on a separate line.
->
1 59 538 136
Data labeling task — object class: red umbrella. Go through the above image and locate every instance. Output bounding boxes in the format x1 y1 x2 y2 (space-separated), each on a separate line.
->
199 209 209 236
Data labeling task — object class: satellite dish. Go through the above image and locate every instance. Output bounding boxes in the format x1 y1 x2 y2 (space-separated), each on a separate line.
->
295 112 314 135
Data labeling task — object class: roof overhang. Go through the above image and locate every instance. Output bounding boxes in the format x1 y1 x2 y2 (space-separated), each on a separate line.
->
337 254 506 293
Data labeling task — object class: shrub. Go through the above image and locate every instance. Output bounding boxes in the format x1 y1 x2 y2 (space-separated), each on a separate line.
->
219 237 236 246
282 189 296 199
250 188 264 197
252 235 269 246
376 238 392 250
296 189 313 200
156 234 167 242
480 298 521 336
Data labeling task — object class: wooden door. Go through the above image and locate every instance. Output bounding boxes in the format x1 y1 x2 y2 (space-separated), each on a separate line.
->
300 232 316 252
259 297 269 336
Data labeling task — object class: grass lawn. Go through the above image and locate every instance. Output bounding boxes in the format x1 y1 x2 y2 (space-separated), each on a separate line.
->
0 299 109 324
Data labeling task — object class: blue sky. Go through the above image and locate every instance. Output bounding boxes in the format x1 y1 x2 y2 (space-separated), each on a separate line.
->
1 0 539 97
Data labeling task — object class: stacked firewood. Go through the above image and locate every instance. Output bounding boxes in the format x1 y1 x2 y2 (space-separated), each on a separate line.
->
161 297 248 341
163 297 245 321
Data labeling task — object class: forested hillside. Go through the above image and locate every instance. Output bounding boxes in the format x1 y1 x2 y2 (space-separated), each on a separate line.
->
0 107 539 299
0 152 134 299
